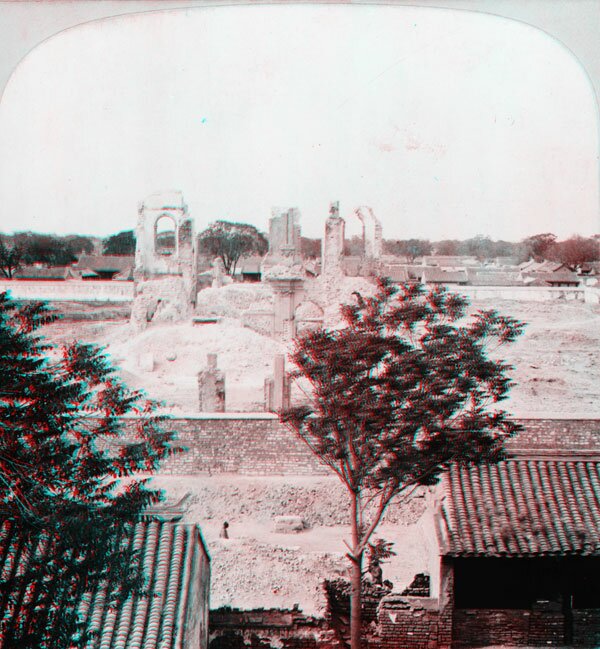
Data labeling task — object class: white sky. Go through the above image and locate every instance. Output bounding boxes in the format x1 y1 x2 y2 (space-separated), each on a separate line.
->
0 4 598 241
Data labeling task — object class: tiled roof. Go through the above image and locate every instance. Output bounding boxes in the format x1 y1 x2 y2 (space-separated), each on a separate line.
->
239 255 263 273
440 460 600 558
73 255 135 272
0 519 209 649
13 266 69 279
381 265 410 282
422 268 468 284
467 270 523 286
523 270 580 286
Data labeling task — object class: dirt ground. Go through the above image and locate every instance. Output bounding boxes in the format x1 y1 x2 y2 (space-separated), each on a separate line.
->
40 295 600 615
147 474 434 615
42 297 600 416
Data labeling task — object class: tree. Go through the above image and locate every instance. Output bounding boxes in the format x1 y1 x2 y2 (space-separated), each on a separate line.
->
198 220 268 275
522 233 557 261
0 291 179 648
344 235 365 256
433 239 459 256
103 230 136 256
0 236 23 278
548 235 600 266
64 234 95 257
301 237 322 259
282 279 524 649
383 239 432 262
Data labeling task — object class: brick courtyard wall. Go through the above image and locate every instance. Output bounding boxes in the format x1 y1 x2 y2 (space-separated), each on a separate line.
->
378 597 442 649
508 418 600 455
209 608 337 649
0 279 133 302
453 606 600 646
573 610 600 646
155 415 328 475
138 416 600 476
453 610 533 646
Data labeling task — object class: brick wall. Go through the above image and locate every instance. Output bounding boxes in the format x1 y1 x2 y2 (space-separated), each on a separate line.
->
452 608 600 647
573 610 600 646
147 417 600 476
453 609 531 646
508 418 600 455
209 608 337 649
157 416 328 475
378 596 442 649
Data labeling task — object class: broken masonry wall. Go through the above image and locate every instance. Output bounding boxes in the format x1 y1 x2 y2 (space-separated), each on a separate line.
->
209 608 337 649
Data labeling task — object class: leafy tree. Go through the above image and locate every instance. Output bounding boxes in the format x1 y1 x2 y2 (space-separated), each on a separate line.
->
12 232 78 266
103 230 136 256
301 237 322 259
64 234 95 257
548 236 600 266
344 235 365 256
433 239 459 256
0 291 179 648
282 279 524 649
198 220 268 275
383 239 432 261
522 233 557 261
0 236 23 278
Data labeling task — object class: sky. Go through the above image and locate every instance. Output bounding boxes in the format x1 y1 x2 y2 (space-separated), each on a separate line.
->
0 4 598 242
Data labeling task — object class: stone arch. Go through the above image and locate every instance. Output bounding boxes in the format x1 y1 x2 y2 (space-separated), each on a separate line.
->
294 300 324 334
155 214 177 256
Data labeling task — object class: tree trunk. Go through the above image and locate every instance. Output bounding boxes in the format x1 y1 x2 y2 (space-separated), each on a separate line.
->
350 493 362 649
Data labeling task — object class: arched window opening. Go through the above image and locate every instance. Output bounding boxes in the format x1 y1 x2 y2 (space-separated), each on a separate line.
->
155 215 177 255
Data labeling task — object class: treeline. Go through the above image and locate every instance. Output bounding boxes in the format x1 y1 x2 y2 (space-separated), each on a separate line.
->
302 233 600 265
0 230 137 278
0 232 98 278
2 227 598 280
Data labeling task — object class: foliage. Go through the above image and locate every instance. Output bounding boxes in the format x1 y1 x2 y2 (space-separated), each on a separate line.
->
198 220 268 275
282 278 524 649
383 239 432 261
0 232 95 269
301 237 322 259
366 538 396 568
63 234 95 257
433 239 459 256
103 230 136 256
0 291 180 648
547 235 600 266
522 233 557 261
0 236 23 278
343 235 365 257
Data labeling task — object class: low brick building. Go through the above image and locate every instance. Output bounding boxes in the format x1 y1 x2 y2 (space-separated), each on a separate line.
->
437 457 600 647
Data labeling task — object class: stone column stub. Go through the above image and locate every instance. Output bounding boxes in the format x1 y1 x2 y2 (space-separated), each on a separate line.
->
198 353 226 412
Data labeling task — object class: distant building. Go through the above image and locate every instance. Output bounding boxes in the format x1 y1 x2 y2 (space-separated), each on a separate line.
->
421 268 468 285
72 254 135 280
238 255 263 282
13 266 70 280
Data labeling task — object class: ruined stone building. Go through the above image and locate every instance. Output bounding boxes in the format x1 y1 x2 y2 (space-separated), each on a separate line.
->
131 191 197 329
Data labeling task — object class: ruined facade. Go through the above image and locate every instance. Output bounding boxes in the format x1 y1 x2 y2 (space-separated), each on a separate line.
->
131 191 197 329
354 205 382 260
321 201 345 277
262 207 302 270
